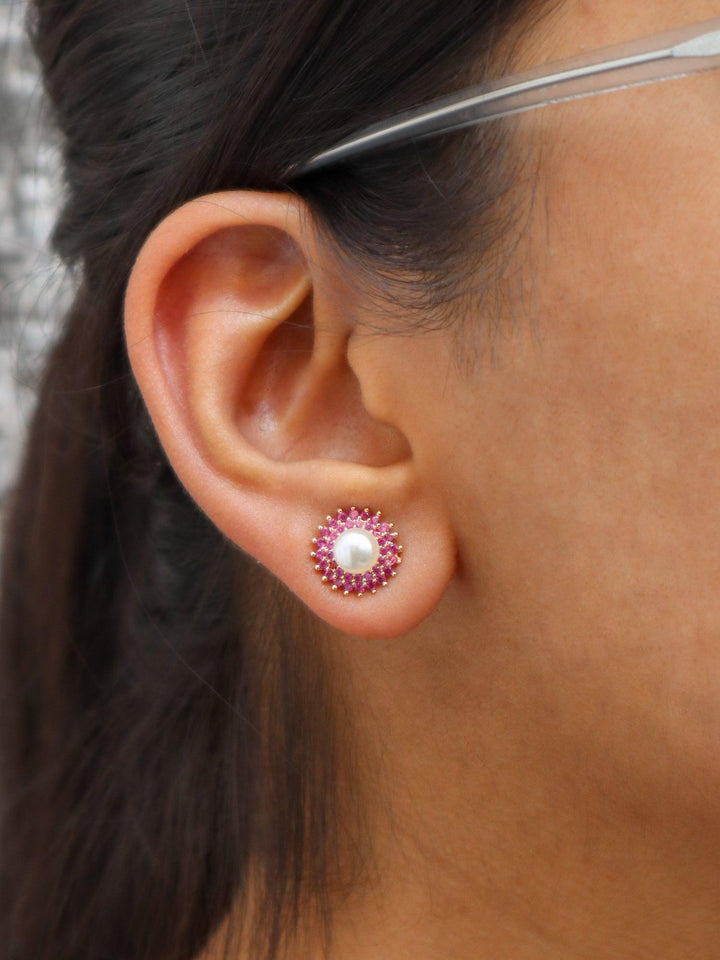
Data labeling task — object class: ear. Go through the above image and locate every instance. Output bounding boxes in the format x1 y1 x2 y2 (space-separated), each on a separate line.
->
123 190 456 639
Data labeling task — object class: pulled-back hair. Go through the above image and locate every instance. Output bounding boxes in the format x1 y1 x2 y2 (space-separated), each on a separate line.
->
0 1 555 958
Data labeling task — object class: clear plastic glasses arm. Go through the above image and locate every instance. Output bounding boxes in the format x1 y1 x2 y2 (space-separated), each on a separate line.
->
292 18 720 177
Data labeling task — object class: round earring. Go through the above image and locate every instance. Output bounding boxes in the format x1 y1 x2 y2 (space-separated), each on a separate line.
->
310 506 403 596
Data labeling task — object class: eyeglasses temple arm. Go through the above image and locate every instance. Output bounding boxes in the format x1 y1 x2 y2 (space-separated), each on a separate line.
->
293 19 720 176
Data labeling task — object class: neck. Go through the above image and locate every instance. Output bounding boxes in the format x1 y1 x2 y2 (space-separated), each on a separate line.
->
201 574 720 959
301 579 720 959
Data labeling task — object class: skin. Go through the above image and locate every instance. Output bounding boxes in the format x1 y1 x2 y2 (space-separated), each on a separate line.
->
124 0 720 956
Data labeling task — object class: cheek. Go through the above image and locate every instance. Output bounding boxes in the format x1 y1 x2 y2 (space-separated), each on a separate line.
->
479 75 720 583
409 0 720 835
422 126 720 815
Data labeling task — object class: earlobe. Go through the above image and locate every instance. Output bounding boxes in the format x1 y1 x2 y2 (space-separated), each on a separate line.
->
123 189 457 638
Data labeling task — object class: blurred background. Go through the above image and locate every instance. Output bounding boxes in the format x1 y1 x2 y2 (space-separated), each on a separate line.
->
0 0 71 516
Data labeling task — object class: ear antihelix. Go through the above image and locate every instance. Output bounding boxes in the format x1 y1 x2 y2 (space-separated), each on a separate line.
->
310 506 403 597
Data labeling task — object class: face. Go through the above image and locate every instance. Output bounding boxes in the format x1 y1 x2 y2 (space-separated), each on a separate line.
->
349 0 720 830
124 2 720 953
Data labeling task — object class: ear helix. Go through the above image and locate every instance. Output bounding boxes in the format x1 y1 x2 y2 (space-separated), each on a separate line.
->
310 507 403 597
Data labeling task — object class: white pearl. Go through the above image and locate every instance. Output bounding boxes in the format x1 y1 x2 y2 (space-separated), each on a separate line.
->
333 529 380 574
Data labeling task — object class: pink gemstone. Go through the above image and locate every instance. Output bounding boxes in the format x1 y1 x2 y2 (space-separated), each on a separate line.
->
316 510 400 592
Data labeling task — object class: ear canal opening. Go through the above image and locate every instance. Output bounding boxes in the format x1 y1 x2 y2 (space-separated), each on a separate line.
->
237 290 412 468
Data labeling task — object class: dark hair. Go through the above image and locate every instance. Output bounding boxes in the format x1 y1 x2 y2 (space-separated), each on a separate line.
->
0 1 557 958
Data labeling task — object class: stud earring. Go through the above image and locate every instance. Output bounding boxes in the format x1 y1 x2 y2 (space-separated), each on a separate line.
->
310 506 403 596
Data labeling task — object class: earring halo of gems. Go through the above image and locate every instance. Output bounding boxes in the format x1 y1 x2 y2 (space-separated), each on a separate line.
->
310 507 403 597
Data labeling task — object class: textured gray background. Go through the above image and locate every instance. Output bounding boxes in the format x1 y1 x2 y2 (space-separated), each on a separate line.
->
0 0 71 511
